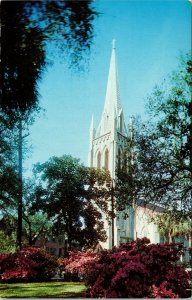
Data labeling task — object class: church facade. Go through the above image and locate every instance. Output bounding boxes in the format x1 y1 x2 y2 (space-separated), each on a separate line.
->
88 40 161 249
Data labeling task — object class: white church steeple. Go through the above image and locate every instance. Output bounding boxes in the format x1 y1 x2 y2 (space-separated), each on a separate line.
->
88 41 164 250
89 40 127 173
98 39 126 138
88 40 128 248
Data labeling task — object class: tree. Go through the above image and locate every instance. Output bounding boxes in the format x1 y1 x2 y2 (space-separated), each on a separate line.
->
1 0 46 249
82 167 111 248
0 115 19 209
23 212 53 247
116 56 192 214
1 1 45 117
151 211 192 243
19 179 53 247
32 155 110 250
0 231 16 254
1 0 98 249
0 116 19 251
144 55 191 211
115 130 139 211
1 0 98 113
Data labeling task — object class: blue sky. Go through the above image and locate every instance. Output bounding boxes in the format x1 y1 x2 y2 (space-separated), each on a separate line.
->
24 0 191 176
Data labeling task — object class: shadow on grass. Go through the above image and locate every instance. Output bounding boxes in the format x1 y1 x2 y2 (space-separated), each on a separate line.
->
38 292 86 298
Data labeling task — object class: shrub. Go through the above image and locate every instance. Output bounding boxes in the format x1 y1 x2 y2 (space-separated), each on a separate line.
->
151 282 179 298
85 238 191 298
61 250 99 281
0 247 58 282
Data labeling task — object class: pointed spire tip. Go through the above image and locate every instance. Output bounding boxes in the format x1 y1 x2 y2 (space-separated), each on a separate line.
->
112 39 116 49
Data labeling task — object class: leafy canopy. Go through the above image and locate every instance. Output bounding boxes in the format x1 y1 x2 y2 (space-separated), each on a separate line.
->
116 55 192 213
32 155 111 249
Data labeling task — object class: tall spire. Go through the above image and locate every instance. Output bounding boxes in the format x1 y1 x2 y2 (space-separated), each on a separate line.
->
100 39 122 135
88 40 128 249
112 38 116 49
104 39 121 115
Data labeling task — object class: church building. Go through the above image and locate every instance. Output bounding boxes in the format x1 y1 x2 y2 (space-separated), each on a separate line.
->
88 40 161 249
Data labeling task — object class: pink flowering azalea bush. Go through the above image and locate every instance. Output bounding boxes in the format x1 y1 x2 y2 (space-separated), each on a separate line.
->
0 247 58 282
151 282 179 298
85 238 191 298
62 250 99 281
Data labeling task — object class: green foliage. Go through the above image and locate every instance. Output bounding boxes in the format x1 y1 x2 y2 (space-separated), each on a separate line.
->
23 212 53 247
0 231 16 254
151 211 192 242
1 0 98 115
0 117 19 250
116 55 192 213
0 116 19 212
27 1 98 64
1 0 98 250
1 1 46 117
116 135 140 211
32 155 110 249
22 180 53 246
1 0 47 249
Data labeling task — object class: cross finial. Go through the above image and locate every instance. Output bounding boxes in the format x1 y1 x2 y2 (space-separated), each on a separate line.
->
112 39 116 49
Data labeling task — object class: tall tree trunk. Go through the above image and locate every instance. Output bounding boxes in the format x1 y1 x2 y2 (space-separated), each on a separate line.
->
168 232 172 243
68 216 72 251
17 118 23 250
28 222 33 246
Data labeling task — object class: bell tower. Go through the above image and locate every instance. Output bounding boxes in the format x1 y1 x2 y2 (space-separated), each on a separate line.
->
88 40 129 248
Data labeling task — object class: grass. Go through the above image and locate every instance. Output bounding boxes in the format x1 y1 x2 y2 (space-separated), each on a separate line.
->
0 281 87 298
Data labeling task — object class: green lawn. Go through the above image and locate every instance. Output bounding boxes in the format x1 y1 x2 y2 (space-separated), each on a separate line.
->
0 281 87 298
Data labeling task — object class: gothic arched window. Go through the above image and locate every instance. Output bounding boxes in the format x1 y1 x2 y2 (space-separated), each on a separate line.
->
104 149 109 170
97 151 101 169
